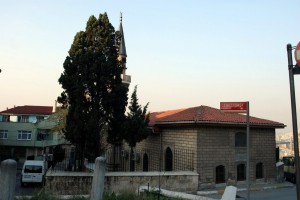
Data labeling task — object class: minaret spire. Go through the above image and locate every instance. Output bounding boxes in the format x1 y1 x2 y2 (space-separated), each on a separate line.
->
119 12 127 60
118 13 131 85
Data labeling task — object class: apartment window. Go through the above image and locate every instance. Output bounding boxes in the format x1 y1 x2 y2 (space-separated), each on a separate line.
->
17 131 32 140
0 130 8 139
235 132 246 147
36 116 45 122
37 131 48 141
2 115 10 122
20 115 29 123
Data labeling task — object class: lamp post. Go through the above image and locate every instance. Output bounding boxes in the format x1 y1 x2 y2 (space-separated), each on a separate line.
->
287 43 300 200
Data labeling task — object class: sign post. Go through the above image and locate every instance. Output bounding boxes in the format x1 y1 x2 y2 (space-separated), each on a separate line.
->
295 42 300 66
220 102 250 200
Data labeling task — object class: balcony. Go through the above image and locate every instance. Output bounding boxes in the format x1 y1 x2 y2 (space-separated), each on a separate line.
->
121 74 131 85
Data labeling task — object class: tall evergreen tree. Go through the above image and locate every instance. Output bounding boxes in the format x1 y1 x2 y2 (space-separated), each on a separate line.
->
58 13 128 170
124 86 150 157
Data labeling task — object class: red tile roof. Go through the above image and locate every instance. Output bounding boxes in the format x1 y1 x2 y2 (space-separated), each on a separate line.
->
149 105 285 128
0 105 53 115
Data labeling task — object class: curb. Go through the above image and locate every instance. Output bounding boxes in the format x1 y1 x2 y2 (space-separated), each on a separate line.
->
197 182 294 196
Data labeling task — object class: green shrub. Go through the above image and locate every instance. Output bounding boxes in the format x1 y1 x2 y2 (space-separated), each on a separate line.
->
15 191 59 200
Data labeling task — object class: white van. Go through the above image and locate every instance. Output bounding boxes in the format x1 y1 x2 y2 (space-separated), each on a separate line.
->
21 160 45 186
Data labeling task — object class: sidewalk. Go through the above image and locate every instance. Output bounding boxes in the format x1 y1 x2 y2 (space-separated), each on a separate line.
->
197 181 295 196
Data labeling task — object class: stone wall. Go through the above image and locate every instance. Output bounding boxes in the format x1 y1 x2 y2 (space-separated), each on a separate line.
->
133 125 276 189
197 126 276 189
45 171 93 195
130 133 161 171
134 128 198 172
45 170 199 195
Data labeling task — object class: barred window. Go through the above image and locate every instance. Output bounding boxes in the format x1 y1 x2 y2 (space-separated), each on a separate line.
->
165 147 173 171
143 153 149 172
216 165 225 183
237 164 246 181
256 162 263 179
235 132 246 147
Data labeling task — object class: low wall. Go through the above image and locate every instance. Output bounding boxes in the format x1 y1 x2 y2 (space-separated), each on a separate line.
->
45 170 199 195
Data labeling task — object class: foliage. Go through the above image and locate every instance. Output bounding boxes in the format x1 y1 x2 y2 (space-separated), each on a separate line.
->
123 85 150 149
15 191 58 200
48 108 68 134
57 13 128 168
52 145 65 168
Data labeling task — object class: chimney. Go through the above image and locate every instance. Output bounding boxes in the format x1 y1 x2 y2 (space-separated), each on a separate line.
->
52 100 57 113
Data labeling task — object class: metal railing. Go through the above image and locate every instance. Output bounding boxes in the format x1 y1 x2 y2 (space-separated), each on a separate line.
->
49 146 194 172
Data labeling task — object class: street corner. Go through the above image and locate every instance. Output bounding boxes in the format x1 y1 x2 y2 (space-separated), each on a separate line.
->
217 189 225 195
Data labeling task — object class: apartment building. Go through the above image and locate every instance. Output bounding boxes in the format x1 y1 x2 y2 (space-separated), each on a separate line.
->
0 105 65 164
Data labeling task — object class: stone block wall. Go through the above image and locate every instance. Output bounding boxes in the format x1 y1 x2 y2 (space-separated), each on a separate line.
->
197 126 276 189
161 128 197 171
106 171 199 193
251 128 276 180
44 171 199 195
45 171 93 195
197 126 232 188
104 125 277 190
133 133 161 171
134 128 198 172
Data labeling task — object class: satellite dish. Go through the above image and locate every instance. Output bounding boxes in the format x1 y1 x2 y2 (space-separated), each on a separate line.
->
32 119 37 123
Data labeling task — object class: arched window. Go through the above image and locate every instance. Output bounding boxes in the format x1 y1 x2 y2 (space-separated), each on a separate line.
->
235 132 246 147
143 153 149 172
256 162 263 179
130 149 135 172
165 147 173 171
237 164 246 181
216 165 225 183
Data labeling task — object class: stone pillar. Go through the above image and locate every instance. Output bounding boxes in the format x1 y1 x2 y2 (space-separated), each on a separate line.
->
90 156 106 200
0 159 17 200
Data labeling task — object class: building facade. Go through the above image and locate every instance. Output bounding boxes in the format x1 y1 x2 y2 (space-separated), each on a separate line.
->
0 105 66 164
124 105 285 189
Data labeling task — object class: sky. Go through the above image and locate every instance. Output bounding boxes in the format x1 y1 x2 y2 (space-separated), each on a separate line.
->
0 0 299 134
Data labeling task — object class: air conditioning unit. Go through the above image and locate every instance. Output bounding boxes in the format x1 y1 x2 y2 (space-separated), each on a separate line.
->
121 150 128 158
132 152 140 162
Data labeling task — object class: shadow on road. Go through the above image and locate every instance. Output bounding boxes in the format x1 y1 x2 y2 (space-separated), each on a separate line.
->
15 169 42 196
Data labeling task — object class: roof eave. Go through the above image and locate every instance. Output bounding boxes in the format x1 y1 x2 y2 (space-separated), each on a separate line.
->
150 120 286 129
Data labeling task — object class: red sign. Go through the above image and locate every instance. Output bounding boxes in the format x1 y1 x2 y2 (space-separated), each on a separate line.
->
295 42 300 66
220 102 247 112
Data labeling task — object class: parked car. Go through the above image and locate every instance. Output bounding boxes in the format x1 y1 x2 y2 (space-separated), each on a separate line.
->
21 160 45 186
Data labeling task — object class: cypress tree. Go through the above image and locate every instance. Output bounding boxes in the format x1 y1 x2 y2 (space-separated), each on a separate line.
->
58 13 128 170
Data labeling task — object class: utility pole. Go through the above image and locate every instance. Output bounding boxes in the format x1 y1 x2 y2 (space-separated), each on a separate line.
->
287 43 300 200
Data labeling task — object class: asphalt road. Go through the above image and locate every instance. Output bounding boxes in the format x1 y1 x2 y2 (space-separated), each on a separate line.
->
15 169 42 196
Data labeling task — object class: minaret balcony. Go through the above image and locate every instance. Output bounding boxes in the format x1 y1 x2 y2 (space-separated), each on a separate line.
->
121 74 131 85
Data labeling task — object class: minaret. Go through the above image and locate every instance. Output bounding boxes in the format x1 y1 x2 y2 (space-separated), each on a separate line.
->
118 13 131 85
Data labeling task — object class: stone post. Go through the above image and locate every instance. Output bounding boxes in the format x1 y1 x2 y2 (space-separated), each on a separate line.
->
90 156 106 200
0 159 17 200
